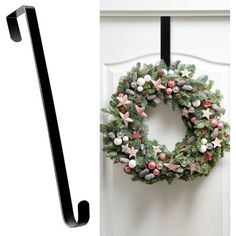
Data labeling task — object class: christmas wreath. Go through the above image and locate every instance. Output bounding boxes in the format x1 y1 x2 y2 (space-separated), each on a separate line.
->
100 61 230 184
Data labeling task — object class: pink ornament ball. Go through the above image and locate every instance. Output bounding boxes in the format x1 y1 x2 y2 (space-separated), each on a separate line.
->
124 165 132 173
167 80 175 88
191 117 196 123
148 161 157 170
153 169 160 175
166 88 173 94
159 153 166 160
218 122 224 129
211 119 218 127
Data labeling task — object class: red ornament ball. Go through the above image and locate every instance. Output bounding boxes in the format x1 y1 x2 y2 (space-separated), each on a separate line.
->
159 153 166 160
153 168 160 175
166 88 173 95
218 122 224 129
203 151 212 161
148 161 157 170
167 80 175 88
124 165 132 173
202 100 212 108
210 119 218 127
191 117 196 123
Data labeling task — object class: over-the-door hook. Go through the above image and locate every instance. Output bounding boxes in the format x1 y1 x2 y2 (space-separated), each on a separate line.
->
6 5 90 227
160 16 171 67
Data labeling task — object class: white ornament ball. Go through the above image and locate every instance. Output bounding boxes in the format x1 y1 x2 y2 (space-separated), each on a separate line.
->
192 100 201 108
168 70 175 75
137 86 144 92
108 114 115 122
123 136 129 142
186 102 192 108
162 69 168 76
137 77 145 86
201 138 208 145
128 160 137 168
144 74 152 82
114 138 122 146
199 145 207 153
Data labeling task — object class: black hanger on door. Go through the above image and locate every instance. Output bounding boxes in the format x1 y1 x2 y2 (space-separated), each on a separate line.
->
160 16 171 67
6 5 90 227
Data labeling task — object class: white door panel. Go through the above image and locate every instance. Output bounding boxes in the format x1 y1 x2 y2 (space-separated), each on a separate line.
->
101 17 229 64
101 15 229 236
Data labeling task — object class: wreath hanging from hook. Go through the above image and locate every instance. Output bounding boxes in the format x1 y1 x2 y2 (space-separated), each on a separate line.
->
100 17 230 184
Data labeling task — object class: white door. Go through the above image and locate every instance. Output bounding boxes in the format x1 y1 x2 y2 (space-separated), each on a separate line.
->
100 11 230 236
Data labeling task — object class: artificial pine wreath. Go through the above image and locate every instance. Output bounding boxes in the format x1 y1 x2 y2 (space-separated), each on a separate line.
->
100 61 230 184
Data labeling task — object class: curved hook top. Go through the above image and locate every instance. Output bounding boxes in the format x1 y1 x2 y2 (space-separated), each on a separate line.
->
7 5 90 227
6 5 30 42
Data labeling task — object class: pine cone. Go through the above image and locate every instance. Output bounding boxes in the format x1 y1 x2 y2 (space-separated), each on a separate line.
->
224 131 230 137
180 176 189 181
157 70 165 78
134 97 140 104
140 137 145 143
201 129 209 136
114 159 120 164
119 106 127 113
142 90 149 96
166 153 172 158
175 93 181 100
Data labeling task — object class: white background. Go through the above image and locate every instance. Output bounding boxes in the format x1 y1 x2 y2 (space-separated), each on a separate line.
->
0 0 99 235
0 1 236 236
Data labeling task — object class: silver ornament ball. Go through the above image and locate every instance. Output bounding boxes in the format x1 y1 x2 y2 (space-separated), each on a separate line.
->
108 114 115 122
189 106 195 113
145 173 155 180
154 98 161 104
116 132 123 138
131 82 137 88
207 143 214 150
108 132 116 139
173 86 179 93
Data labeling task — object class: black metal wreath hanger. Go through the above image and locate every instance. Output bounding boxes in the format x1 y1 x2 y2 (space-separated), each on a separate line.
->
160 16 171 67
6 5 90 227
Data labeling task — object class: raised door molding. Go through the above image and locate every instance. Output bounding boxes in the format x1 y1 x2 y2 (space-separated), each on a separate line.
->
101 10 230 17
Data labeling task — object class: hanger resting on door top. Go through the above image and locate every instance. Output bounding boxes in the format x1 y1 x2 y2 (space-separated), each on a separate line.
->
160 16 171 67
6 5 90 228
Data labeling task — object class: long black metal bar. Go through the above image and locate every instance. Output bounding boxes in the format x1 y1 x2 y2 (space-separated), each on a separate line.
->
6 5 90 227
160 16 171 67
